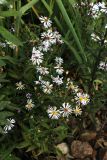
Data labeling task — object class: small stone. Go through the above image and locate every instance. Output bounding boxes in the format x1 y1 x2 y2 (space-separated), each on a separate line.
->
71 140 93 159
81 131 97 141
103 141 107 147
56 143 69 155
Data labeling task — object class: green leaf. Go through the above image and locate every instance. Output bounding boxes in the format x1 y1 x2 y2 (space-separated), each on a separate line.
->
0 59 6 66
63 38 82 65
0 11 18 17
17 141 30 149
0 56 17 64
0 145 16 160
0 26 22 46
26 146 35 152
0 111 14 120
0 101 17 111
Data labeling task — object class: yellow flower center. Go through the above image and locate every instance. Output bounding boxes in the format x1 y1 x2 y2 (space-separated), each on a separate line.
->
52 111 59 116
79 97 88 102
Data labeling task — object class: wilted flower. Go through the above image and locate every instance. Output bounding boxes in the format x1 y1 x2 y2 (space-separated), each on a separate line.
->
73 106 82 116
16 81 25 90
4 118 15 133
66 79 79 93
25 99 35 110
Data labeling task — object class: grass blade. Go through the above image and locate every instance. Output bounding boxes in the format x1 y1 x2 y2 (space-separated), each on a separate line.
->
0 26 22 46
56 0 87 63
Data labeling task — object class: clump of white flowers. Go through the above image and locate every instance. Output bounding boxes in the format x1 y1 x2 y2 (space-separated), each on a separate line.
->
15 16 90 119
75 2 107 19
4 118 15 133
31 16 90 118
91 2 107 19
31 16 63 67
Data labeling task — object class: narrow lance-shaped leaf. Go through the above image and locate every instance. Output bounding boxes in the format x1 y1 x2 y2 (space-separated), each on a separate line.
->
56 0 87 63
19 0 39 15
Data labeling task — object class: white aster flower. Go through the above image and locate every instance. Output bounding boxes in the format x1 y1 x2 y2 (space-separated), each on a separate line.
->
99 61 107 71
53 31 63 44
55 57 63 65
41 29 56 44
75 92 90 106
41 40 51 52
41 81 53 94
16 81 25 90
25 99 35 110
4 118 15 133
47 106 60 119
73 106 82 116
60 102 72 117
39 16 52 28
36 66 49 75
54 65 64 75
31 47 43 65
91 33 100 42
38 42 51 52
52 75 63 85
